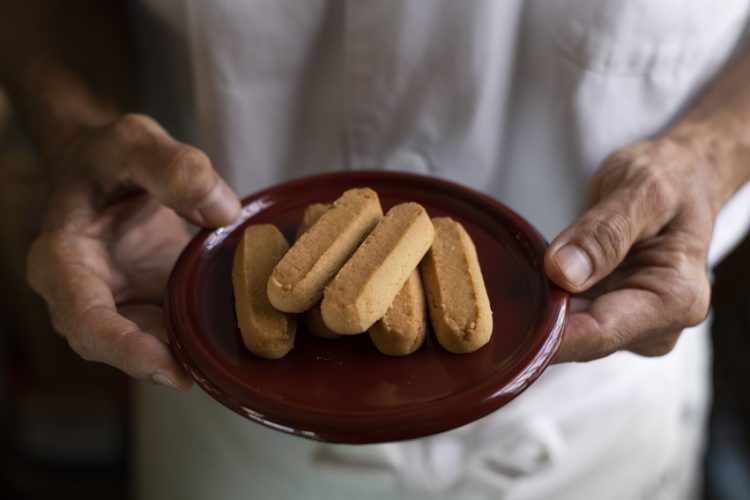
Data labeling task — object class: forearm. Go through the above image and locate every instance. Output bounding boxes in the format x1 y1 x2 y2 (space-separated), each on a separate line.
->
0 0 134 162
666 41 750 212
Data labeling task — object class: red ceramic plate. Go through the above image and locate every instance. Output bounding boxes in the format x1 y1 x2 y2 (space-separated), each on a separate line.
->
166 171 568 444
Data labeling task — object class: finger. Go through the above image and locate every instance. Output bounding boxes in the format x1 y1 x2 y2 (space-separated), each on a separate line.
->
552 254 710 363
552 287 665 363
28 237 192 390
626 331 682 358
80 304 193 390
119 304 193 389
119 304 170 343
101 114 241 228
545 185 672 293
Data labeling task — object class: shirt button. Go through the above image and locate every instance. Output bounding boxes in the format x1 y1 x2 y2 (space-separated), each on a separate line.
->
384 150 430 174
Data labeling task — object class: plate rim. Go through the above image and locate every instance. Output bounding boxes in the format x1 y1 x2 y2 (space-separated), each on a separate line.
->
166 171 569 443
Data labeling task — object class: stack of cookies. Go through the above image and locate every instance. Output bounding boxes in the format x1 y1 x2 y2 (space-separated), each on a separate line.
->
232 188 493 359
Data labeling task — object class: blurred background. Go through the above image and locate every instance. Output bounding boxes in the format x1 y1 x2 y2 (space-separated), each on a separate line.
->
0 87 129 499
0 82 748 499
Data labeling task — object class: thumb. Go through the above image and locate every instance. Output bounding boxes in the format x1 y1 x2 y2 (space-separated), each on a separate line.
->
545 197 645 293
103 114 242 228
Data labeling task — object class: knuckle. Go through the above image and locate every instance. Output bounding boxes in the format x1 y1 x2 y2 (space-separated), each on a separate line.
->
67 306 116 365
115 330 149 369
659 271 689 309
110 113 153 143
638 169 675 214
599 334 625 360
632 333 681 357
66 331 94 361
666 242 693 276
25 233 66 294
162 148 216 205
581 212 632 266
661 269 711 328
684 277 711 327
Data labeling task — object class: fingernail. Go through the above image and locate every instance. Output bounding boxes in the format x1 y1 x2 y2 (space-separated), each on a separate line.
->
555 244 592 286
151 371 177 389
201 184 241 225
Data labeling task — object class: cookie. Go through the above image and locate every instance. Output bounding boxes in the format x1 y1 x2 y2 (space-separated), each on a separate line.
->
368 269 427 355
420 217 492 354
268 188 382 313
322 202 434 334
296 203 340 339
232 224 296 359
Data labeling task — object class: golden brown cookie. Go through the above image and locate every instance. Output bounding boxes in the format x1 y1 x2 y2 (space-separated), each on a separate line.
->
295 203 330 241
268 188 382 313
368 269 427 355
420 217 492 354
322 202 434 334
296 203 340 339
232 224 296 359
303 303 340 340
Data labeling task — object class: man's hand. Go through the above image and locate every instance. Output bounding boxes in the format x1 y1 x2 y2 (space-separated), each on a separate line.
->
27 114 241 389
544 30 750 363
546 139 715 362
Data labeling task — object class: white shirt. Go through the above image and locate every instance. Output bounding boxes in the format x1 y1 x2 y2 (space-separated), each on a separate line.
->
131 1 750 499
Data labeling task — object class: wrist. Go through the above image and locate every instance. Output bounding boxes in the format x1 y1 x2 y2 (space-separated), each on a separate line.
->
0 1 134 164
12 62 121 163
662 120 750 214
